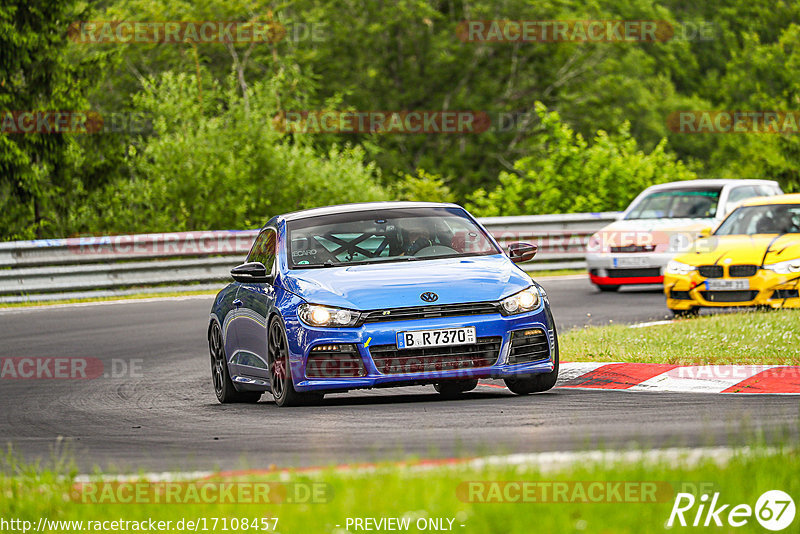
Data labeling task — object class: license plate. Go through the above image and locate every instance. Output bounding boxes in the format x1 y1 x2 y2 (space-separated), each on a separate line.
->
613 257 649 268
705 279 750 290
396 327 476 350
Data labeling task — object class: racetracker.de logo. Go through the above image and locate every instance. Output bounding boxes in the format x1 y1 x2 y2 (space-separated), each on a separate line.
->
457 20 674 42
72 481 331 504
0 358 142 380
273 111 491 134
667 111 800 134
68 21 287 44
457 481 675 503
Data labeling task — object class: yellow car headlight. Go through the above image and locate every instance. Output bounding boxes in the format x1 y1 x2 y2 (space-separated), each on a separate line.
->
763 259 800 275
665 260 696 276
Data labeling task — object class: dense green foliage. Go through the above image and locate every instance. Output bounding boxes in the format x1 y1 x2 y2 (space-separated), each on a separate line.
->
467 103 698 215
2 0 800 238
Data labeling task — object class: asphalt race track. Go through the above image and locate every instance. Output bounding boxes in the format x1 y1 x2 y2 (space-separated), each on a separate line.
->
1 276 797 473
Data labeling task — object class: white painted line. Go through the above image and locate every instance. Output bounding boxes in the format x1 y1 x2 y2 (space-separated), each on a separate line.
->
73 446 781 482
0 294 215 314
532 274 588 281
629 320 674 329
470 446 778 472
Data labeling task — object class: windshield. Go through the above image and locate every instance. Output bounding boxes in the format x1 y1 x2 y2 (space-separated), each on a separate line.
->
715 204 800 236
286 207 500 268
625 188 722 220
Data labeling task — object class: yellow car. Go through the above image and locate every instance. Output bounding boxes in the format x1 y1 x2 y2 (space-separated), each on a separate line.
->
664 193 800 316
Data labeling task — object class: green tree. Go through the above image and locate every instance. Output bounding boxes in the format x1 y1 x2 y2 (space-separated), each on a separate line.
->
467 103 697 216
75 72 387 233
0 0 96 239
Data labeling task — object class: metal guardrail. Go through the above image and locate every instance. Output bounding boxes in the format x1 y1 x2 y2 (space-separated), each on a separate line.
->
0 212 620 302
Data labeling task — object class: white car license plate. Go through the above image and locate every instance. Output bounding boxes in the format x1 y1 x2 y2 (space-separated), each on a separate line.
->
613 257 649 268
705 279 750 290
396 327 476 350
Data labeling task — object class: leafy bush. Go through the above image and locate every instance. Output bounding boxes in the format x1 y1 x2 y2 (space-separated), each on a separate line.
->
78 73 388 233
467 103 697 216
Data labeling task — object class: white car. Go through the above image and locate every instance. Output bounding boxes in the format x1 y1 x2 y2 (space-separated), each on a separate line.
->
586 179 782 291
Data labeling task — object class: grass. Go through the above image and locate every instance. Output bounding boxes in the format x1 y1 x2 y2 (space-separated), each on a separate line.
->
0 289 219 309
562 309 800 365
1 445 797 533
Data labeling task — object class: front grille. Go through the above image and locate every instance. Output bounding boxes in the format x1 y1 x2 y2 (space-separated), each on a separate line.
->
369 336 501 375
507 328 550 364
360 302 498 324
610 245 656 253
606 268 661 278
729 264 758 277
698 265 724 278
305 344 366 378
772 289 799 299
669 290 692 300
700 290 758 303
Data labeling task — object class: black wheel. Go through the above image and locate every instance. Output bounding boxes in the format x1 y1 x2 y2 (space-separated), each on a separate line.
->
671 307 699 318
434 379 478 398
596 284 620 292
209 322 261 404
504 326 560 395
267 317 322 407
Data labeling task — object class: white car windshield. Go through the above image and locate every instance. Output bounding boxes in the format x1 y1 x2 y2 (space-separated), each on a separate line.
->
625 188 722 220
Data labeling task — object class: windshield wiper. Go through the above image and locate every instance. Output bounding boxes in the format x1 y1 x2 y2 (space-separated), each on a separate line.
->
294 260 340 269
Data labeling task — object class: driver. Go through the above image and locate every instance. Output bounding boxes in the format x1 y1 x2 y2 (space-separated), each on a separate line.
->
402 221 434 256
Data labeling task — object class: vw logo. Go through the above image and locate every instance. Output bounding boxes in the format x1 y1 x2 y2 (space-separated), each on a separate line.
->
420 292 439 303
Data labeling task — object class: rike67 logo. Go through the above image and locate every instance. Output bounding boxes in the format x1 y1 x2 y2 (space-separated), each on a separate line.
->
667 490 795 531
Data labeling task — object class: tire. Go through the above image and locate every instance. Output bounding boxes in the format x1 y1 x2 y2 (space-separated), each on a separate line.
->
504 326 560 395
434 379 478 398
267 317 322 407
596 284 620 292
209 322 262 404
671 307 699 318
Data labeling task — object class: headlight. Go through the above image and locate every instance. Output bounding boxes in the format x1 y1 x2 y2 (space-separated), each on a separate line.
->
665 260 696 276
298 303 361 327
499 287 541 316
763 259 800 275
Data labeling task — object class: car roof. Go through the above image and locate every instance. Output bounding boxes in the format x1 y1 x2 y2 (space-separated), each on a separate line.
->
279 201 462 222
643 179 779 192
738 193 800 207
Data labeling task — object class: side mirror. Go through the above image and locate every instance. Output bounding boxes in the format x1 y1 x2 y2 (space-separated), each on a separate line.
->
231 262 273 284
507 242 538 263
698 227 713 238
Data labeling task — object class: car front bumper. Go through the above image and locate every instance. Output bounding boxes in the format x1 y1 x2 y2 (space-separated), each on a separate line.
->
586 251 676 286
664 271 800 310
284 306 557 392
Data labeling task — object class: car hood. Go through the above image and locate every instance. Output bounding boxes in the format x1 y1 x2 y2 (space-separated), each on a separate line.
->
281 255 532 310
675 234 800 266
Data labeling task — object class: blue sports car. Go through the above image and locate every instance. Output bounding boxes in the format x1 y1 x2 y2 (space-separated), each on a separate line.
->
208 202 559 406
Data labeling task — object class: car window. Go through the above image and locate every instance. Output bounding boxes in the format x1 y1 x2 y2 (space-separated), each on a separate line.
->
625 188 721 219
715 204 800 235
286 207 499 268
724 186 760 214
247 228 277 272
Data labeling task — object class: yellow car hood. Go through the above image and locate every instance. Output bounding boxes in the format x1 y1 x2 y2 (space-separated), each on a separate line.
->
676 234 800 266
